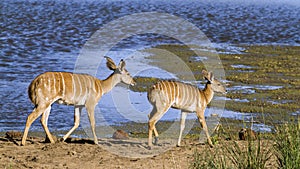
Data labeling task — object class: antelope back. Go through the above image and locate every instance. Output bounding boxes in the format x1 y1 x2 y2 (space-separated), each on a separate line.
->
148 81 201 110
28 72 102 105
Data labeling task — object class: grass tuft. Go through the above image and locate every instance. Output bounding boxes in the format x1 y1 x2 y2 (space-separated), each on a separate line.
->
273 117 300 168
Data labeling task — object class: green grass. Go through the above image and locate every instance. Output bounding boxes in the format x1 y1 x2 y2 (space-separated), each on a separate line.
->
273 118 300 168
190 148 228 169
189 138 273 169
189 119 300 168
225 138 273 169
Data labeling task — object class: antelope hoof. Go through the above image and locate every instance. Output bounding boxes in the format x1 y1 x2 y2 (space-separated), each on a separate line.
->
147 141 153 150
207 139 214 148
154 137 159 145
20 141 26 146
58 138 65 143
45 135 57 143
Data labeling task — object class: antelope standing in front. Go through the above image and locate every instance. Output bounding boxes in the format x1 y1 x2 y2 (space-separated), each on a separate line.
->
21 57 135 146
147 70 226 148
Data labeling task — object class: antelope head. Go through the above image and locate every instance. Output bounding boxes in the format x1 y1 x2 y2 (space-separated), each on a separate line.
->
105 56 136 86
202 70 226 94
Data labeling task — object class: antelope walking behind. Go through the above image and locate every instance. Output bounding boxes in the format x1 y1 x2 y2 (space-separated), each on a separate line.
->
147 70 226 148
21 57 135 146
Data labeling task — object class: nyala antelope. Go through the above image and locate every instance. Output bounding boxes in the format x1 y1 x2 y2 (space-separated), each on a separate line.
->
21 57 135 146
147 70 226 148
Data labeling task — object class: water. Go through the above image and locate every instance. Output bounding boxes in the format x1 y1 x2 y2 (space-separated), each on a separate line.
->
228 85 283 94
1 0 299 132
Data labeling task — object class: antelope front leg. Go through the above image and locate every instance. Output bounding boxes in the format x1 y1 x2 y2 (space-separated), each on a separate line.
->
202 121 213 148
177 111 187 147
197 113 213 148
86 105 98 144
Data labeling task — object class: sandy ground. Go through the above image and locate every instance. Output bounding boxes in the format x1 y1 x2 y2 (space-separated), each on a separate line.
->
0 132 205 169
1 130 279 169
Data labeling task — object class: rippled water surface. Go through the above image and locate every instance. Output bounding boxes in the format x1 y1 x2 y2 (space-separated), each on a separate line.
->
0 0 299 132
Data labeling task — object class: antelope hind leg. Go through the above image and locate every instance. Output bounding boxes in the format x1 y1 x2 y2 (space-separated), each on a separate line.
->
21 104 49 146
62 106 81 142
41 106 56 143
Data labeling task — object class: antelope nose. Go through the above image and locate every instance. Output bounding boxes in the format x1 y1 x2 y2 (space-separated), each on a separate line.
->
131 80 136 86
224 90 228 94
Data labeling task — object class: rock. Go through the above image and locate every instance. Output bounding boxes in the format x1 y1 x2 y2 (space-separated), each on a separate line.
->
239 128 257 140
5 131 22 139
112 130 129 140
67 151 77 156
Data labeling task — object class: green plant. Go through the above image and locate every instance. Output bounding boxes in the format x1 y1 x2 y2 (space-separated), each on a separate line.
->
273 118 300 169
225 136 273 169
189 148 230 169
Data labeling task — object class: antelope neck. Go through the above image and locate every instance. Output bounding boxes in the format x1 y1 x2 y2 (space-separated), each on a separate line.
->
100 73 121 94
202 83 214 104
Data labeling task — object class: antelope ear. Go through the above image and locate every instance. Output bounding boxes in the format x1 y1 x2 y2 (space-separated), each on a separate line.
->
118 59 126 71
209 72 214 82
202 70 214 82
105 56 117 70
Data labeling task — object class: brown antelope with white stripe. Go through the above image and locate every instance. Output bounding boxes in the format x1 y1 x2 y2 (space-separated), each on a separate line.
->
147 70 226 148
21 57 135 146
